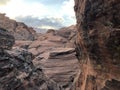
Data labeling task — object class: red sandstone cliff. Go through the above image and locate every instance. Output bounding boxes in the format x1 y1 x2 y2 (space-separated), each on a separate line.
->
74 0 120 90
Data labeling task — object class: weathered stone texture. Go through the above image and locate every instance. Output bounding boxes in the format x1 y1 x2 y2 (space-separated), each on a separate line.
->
74 0 120 90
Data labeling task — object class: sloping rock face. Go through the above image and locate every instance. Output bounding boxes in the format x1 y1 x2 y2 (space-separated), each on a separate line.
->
0 13 35 40
0 28 63 90
74 0 120 90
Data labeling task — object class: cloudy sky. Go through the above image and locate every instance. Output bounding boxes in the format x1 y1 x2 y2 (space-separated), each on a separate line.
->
0 0 76 31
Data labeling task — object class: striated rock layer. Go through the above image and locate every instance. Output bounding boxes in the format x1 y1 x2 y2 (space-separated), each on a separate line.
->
33 48 80 90
74 0 120 90
0 13 35 40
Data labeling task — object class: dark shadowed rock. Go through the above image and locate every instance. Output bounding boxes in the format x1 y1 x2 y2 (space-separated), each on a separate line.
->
0 28 15 50
0 49 63 90
74 0 120 90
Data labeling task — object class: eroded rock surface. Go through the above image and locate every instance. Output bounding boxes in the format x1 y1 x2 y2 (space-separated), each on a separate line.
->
74 0 120 90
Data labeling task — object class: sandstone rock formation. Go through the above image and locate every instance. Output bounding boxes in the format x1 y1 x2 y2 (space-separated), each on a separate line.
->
13 25 80 90
74 0 120 90
0 13 35 40
0 28 63 90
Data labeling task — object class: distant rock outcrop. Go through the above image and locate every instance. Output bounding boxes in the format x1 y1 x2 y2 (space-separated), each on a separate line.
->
74 0 120 90
0 13 36 40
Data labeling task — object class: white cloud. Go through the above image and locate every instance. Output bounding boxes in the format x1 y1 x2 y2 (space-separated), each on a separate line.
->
59 0 76 26
61 0 75 17
0 0 76 29
0 0 48 19
15 16 64 30
38 25 56 30
0 0 10 5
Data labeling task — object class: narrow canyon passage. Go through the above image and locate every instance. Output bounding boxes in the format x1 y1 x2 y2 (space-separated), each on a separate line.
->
0 0 120 90
28 26 80 90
